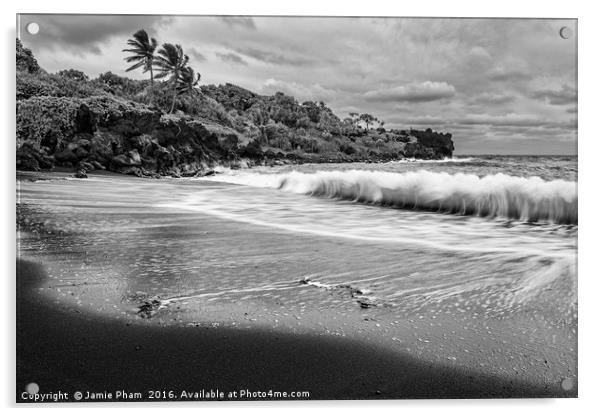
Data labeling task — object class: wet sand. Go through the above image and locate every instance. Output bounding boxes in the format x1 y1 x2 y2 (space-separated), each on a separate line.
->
16 171 576 401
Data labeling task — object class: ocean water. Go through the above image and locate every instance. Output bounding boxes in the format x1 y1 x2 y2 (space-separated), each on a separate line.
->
159 155 577 319
19 155 578 316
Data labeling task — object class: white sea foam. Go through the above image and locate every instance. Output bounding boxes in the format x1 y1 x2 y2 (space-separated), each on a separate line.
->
386 157 476 164
201 169 578 224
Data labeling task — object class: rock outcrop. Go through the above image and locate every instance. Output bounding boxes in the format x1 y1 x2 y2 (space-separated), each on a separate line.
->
16 96 243 177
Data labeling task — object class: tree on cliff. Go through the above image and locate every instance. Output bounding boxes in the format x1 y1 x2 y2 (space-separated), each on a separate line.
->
359 113 378 131
57 69 89 82
348 112 360 128
16 39 40 74
177 66 201 96
155 43 189 114
123 30 158 102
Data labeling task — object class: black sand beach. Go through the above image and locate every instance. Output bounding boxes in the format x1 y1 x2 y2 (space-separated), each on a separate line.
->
16 171 576 401
17 258 569 401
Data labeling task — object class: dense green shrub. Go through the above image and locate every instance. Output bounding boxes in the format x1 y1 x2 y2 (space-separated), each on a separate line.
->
16 95 160 149
93 71 149 98
295 116 311 128
339 142 356 155
16 96 80 148
302 101 321 123
16 39 39 74
58 69 89 82
17 70 106 100
264 122 290 148
17 71 58 100
267 92 303 127
201 83 259 112
148 83 233 126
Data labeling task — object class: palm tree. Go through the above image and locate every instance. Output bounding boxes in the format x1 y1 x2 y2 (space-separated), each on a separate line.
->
177 66 201 96
155 43 189 113
123 29 158 102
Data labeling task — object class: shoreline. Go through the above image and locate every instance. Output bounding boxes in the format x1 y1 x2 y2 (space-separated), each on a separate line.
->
16 150 456 181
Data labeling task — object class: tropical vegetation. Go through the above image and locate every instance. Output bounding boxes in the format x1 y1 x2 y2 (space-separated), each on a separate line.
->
16 33 454 177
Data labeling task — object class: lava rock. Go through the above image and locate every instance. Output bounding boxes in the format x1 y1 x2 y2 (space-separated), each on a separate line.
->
76 161 95 172
137 299 163 318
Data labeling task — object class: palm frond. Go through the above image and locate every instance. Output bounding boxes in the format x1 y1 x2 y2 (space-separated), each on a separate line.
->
123 30 157 64
176 66 201 95
154 70 172 79
123 29 158 102
123 48 147 54
124 55 145 63
125 61 146 72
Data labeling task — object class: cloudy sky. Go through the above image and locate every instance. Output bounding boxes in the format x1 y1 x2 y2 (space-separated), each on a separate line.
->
19 15 577 154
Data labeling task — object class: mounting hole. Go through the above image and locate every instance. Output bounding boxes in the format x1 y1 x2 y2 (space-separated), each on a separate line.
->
26 22 40 35
561 377 575 391
559 26 572 40
25 382 39 394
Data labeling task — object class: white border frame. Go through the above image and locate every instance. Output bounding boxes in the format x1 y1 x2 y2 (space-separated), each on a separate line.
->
3 1 599 415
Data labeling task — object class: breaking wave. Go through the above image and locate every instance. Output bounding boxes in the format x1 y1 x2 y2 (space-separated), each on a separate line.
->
209 170 578 224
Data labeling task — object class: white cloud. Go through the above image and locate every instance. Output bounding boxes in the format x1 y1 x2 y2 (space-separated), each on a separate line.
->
529 85 577 105
215 52 248 66
259 78 336 102
468 92 516 105
364 81 456 103
487 67 532 82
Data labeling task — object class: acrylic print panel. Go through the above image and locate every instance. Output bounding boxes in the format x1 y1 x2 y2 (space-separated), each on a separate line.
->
16 14 577 402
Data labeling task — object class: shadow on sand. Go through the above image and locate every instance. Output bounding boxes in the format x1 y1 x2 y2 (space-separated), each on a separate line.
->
17 259 571 402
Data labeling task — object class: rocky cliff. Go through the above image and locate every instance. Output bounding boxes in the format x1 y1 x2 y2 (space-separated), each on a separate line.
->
16 95 245 177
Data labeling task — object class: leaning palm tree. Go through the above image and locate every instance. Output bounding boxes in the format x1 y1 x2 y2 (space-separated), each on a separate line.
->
123 29 158 102
154 43 189 113
176 66 201 96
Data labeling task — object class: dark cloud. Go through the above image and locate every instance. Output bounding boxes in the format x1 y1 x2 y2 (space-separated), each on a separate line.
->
20 14 168 56
458 114 576 129
459 114 546 127
390 114 575 129
218 16 256 30
468 92 516 105
234 47 314 66
364 82 456 103
389 115 447 126
529 84 577 105
215 52 248 66
456 135 576 156
188 47 207 62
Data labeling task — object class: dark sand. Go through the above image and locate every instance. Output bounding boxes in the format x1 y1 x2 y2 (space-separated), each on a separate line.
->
17 262 569 402
16 171 575 402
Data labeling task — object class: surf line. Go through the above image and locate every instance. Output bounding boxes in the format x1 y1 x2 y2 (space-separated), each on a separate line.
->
157 200 575 260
